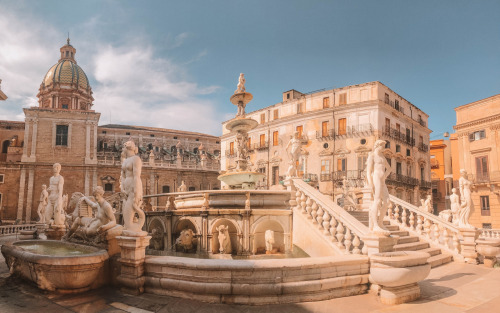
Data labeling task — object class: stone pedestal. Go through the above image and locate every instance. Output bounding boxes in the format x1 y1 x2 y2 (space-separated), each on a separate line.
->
116 234 151 295
35 223 47 240
19 230 37 240
361 184 373 211
476 239 500 268
362 235 398 256
459 228 480 264
46 225 66 240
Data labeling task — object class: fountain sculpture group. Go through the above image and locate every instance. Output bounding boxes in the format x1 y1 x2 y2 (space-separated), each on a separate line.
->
1 73 498 306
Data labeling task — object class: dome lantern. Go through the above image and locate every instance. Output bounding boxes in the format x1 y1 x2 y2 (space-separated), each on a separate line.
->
59 36 77 63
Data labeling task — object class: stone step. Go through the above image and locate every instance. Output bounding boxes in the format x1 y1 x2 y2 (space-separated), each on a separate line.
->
393 241 430 251
389 230 409 237
384 225 400 231
428 253 453 268
419 247 442 257
383 220 391 225
396 236 420 244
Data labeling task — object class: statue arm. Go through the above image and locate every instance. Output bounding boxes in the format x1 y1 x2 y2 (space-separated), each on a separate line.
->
366 154 374 189
58 177 64 199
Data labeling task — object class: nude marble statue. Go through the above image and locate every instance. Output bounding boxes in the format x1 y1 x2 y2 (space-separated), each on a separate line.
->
366 140 391 236
450 188 460 225
285 132 302 177
178 180 188 192
37 184 48 223
235 73 246 94
458 170 474 228
45 163 65 226
120 141 146 235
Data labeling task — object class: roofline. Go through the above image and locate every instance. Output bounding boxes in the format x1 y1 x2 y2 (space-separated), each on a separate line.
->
455 93 500 112
98 124 219 139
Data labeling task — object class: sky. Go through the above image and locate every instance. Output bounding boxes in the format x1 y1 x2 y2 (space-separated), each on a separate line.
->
0 0 499 136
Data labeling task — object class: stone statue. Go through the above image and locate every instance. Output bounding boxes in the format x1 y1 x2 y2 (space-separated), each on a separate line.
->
66 186 118 241
285 132 302 178
424 195 433 214
450 188 460 225
235 73 246 94
366 140 391 236
150 228 164 250
148 150 155 166
37 184 48 223
285 161 296 179
178 181 188 192
216 225 231 254
45 163 66 226
120 141 146 235
458 170 474 228
236 133 248 169
265 230 275 253
175 229 197 252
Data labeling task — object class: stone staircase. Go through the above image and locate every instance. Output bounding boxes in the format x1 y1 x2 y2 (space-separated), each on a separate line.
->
348 211 453 268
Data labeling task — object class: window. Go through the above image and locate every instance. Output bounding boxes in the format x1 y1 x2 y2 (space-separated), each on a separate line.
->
482 223 492 229
396 162 402 175
323 97 330 108
229 142 234 155
396 123 400 133
420 167 425 180
126 132 131 136
407 164 412 176
406 128 411 143
385 118 390 130
272 166 279 185
322 121 328 137
196 138 199 141
62 104 68 109
385 141 391 149
296 103 304 113
338 118 346 135
260 113 265 124
469 130 486 142
273 109 279 120
260 134 266 147
321 160 330 174
103 142 108 149
287 93 290 99
339 93 347 105
216 141 220 144
174 136 178 139
55 125 68 146
273 131 279 146
358 156 367 170
188 187 195 191
104 183 113 192
162 185 170 193
102 131 107 134
396 145 401 153
2 140 9 153
394 99 400 110
419 135 423 145
0 174 4 183
384 93 389 104
406 149 411 157
337 158 347 171
476 156 489 182
480 196 490 216
296 125 303 138
150 134 155 137
247 137 252 149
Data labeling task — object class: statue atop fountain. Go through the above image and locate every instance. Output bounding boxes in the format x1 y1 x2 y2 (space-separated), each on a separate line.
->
285 131 303 178
218 73 265 189
37 184 48 223
43 163 67 239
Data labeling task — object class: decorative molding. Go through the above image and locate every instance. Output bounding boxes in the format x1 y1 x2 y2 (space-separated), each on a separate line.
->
470 147 491 154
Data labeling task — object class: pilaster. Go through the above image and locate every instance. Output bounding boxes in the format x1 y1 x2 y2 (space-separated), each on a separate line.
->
25 167 35 222
17 168 26 221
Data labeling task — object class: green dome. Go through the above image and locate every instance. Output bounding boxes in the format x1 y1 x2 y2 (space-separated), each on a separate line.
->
42 59 90 90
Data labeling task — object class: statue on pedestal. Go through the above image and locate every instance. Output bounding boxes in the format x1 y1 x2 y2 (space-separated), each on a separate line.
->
37 184 48 223
178 180 188 192
458 170 474 228
120 141 146 235
285 131 302 178
366 140 391 236
45 163 66 226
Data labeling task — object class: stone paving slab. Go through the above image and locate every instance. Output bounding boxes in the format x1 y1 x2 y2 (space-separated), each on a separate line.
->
1 237 499 313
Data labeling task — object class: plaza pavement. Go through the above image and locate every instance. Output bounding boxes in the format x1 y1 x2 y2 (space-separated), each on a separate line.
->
1 235 499 313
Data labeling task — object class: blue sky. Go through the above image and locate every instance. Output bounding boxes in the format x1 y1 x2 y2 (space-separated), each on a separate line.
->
1 0 499 136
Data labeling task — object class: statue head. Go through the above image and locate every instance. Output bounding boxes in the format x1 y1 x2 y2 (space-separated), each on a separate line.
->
460 169 467 177
124 140 138 155
42 184 47 190
374 140 387 151
93 186 105 198
53 163 61 174
427 195 432 200
294 131 300 139
452 187 457 194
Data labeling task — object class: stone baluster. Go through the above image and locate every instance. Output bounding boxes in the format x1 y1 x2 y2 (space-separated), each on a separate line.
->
424 218 431 239
295 190 301 210
336 222 345 248
330 217 338 242
416 215 423 234
409 211 415 230
306 197 313 218
311 202 318 224
401 207 407 226
316 206 324 227
433 224 440 244
344 228 352 253
322 211 331 235
387 205 393 220
352 235 361 254
442 228 450 250
452 232 460 254
300 193 307 214
394 205 400 223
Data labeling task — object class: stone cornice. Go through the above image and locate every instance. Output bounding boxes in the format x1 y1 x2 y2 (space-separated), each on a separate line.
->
454 113 500 131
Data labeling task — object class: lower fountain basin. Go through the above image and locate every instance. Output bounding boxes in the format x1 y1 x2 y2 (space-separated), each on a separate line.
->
217 171 265 189
1 240 109 293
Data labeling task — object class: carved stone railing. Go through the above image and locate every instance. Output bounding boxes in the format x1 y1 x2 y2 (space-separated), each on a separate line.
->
292 179 370 255
388 195 462 259
0 224 37 236
479 228 500 239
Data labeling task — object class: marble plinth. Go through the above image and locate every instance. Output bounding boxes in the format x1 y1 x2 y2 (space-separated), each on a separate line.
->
116 235 151 295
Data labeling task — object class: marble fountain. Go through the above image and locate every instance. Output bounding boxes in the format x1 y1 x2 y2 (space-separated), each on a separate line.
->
1 75 434 305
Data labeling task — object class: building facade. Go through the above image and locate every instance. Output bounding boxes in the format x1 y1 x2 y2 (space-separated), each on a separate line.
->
0 41 220 223
429 138 453 213
453 94 500 229
221 81 432 206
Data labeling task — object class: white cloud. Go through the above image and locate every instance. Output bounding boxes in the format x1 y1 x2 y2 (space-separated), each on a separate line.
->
0 6 221 135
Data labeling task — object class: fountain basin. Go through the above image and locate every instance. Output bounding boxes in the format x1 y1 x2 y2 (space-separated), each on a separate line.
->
225 117 258 133
476 239 500 267
217 171 265 189
1 240 109 293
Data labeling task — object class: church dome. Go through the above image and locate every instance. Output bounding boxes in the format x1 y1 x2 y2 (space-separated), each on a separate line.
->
42 60 90 90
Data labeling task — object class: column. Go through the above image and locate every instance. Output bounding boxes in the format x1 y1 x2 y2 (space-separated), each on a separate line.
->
21 119 30 161
85 120 91 163
25 168 35 223
84 168 90 196
93 122 98 161
17 168 26 221
92 167 97 191
29 118 38 161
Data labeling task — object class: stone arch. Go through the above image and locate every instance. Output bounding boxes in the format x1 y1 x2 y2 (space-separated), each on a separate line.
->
148 217 166 250
173 216 200 235
210 218 241 255
251 217 285 254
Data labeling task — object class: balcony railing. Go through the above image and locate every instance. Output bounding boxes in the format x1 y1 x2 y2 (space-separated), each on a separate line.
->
320 173 332 181
332 170 366 182
417 118 427 127
382 126 415 147
386 173 419 187
475 173 490 183
336 124 374 139
419 180 432 189
253 141 269 150
316 129 334 140
303 173 318 182
225 150 236 158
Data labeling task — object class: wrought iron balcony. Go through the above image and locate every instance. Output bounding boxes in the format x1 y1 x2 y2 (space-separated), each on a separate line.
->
418 142 429 152
332 170 366 182
253 141 269 150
